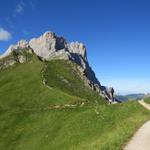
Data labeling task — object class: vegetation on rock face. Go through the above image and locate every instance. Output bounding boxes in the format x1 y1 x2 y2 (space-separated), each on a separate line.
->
0 54 149 150
0 49 33 70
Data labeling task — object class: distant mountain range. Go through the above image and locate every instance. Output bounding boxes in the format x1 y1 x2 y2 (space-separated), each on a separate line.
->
116 93 146 101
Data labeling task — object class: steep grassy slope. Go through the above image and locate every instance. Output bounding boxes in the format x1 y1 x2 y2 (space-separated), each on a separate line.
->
44 60 105 105
0 57 91 108
0 52 106 107
0 57 149 150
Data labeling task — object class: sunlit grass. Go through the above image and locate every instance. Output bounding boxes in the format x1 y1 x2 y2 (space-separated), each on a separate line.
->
0 56 149 150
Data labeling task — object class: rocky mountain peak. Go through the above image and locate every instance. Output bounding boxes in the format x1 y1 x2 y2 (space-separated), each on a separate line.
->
0 31 116 102
67 41 87 60
43 31 56 39
29 31 67 59
17 40 29 48
0 40 29 59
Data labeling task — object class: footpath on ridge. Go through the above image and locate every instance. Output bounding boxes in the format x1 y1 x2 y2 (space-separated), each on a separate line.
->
124 99 150 150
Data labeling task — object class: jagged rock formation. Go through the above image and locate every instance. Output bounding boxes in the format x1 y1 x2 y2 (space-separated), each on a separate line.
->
29 32 67 60
0 31 115 102
0 40 29 59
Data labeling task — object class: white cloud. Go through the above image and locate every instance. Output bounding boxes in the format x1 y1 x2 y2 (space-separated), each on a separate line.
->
0 28 12 41
13 0 36 17
13 1 25 16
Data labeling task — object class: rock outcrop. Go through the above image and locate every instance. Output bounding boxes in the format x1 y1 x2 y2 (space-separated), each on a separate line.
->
0 40 29 59
29 32 67 60
67 42 87 60
0 31 116 102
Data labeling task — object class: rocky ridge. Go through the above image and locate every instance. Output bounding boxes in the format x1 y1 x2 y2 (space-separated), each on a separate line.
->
0 31 115 102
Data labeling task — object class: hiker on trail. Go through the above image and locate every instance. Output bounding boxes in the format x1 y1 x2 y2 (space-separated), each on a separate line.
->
109 87 115 102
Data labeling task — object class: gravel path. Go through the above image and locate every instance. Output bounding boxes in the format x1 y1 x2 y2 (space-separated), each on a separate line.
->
139 99 150 110
124 99 150 150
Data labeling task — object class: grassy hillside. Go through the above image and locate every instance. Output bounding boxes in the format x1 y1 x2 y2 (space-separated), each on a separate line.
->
0 102 149 150
0 56 149 150
144 97 150 104
0 56 92 108
44 60 105 105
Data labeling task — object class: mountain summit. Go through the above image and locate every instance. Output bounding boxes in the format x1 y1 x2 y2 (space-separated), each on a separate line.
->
0 31 115 102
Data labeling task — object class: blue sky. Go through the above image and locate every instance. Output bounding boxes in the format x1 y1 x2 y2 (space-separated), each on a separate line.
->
0 0 150 94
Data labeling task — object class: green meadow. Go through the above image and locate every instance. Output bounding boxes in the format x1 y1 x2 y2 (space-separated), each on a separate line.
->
0 56 149 150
